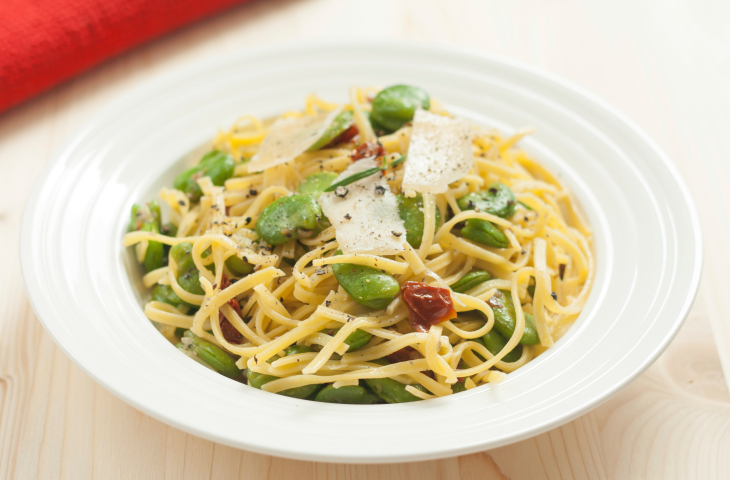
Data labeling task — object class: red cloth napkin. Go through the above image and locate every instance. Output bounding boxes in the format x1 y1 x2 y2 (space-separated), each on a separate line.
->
0 0 251 113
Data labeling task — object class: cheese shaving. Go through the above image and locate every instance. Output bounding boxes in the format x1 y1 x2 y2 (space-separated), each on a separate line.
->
318 158 406 255
402 109 473 194
247 109 341 173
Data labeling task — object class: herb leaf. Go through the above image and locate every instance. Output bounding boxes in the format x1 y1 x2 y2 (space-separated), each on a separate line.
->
389 155 407 168
324 167 382 192
323 155 406 192
518 200 533 211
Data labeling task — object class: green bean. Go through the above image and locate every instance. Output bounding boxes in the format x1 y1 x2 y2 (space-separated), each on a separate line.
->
481 329 523 363
314 383 381 404
451 270 493 294
396 194 441 248
460 218 509 248
173 151 235 202
225 255 253 277
297 172 339 198
486 290 540 345
308 111 355 151
170 242 204 295
331 250 400 309
152 284 183 307
255 194 325 246
363 358 428 403
182 330 242 378
371 85 430 132
246 345 323 399
457 183 517 219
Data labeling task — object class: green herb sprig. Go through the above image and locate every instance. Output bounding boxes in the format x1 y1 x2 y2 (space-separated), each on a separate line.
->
323 155 406 193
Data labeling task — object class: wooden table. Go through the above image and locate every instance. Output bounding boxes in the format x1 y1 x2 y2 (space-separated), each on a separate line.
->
3 0 730 478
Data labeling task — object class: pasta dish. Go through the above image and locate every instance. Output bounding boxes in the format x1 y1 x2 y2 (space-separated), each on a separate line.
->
123 85 594 404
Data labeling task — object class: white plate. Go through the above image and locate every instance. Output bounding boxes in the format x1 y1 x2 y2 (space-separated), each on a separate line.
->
20 41 702 463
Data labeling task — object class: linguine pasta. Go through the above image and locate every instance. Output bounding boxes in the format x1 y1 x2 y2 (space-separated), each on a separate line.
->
123 85 593 403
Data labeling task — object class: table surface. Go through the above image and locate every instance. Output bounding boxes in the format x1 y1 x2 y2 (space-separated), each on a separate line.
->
3 0 730 478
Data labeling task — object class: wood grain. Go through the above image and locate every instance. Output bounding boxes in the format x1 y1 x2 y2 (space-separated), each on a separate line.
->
2 0 729 478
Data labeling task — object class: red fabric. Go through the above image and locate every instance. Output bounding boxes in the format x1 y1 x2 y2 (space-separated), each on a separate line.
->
0 0 251 112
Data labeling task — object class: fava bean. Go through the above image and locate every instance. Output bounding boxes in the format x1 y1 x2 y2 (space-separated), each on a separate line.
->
331 251 400 309
370 85 430 133
129 201 165 272
460 218 509 248
170 242 204 295
327 327 372 351
527 276 536 298
182 330 242 378
141 223 165 272
481 329 523 363
256 194 325 246
396 194 441 248
152 284 183 307
308 111 355 151
457 183 516 249
364 360 427 403
314 383 380 404
297 172 339 198
225 255 253 277
246 345 323 399
284 344 313 356
486 290 540 345
173 151 235 202
129 201 162 231
451 380 467 393
171 242 195 272
451 270 493 294
161 221 178 237
457 183 517 219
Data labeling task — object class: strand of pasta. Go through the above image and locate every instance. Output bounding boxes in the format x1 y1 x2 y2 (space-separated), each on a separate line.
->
145 301 194 328
418 193 436 259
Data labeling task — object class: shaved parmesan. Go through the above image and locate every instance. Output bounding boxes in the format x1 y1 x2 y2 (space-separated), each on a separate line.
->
318 158 406 255
401 109 473 194
247 109 341 173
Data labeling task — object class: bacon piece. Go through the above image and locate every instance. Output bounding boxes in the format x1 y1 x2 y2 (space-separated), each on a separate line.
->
350 141 385 161
401 281 457 333
325 124 359 148
218 274 244 344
